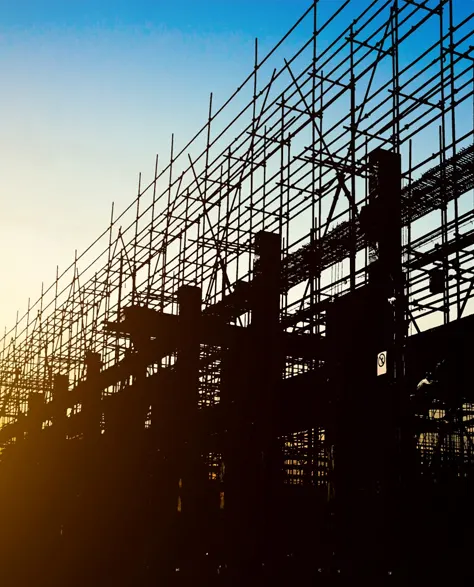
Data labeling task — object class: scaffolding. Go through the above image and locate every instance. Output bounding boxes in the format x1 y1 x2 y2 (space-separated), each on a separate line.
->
0 0 474 583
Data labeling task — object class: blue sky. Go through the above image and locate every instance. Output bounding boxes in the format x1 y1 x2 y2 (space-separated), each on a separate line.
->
0 1 308 31
0 0 319 330
0 0 473 332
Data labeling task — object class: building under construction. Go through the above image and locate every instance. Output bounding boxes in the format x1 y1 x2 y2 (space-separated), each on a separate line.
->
0 0 473 584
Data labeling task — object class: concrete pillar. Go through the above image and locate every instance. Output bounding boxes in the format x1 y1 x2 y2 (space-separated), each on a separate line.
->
224 231 283 577
82 351 102 441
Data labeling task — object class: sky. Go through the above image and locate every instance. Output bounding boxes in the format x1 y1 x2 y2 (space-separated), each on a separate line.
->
0 0 473 334
0 0 318 331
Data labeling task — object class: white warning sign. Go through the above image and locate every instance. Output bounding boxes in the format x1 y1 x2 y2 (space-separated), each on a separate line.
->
377 351 387 376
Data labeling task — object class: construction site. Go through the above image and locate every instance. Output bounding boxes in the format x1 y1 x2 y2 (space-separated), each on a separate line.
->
0 0 473 584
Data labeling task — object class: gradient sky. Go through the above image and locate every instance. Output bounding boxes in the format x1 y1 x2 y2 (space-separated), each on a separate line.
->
0 0 321 331
0 0 473 333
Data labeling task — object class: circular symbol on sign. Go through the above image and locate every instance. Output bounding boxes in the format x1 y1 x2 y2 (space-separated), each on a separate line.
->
378 353 386 368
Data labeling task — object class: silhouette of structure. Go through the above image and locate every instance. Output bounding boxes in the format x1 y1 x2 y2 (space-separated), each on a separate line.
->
0 0 473 584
